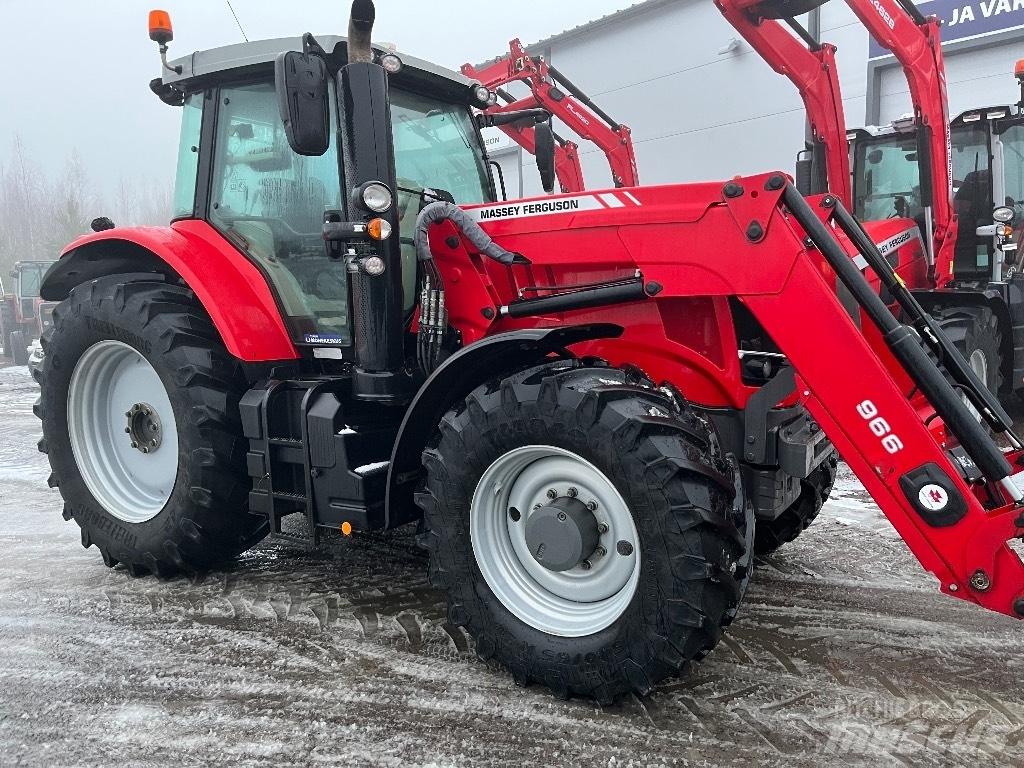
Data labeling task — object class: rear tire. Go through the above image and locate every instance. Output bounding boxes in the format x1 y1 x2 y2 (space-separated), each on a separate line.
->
753 453 838 556
417 361 752 702
10 329 28 366
36 278 268 576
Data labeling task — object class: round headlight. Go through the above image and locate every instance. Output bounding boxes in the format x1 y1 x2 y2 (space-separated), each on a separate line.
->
473 85 493 107
993 205 1015 224
362 256 387 276
380 53 403 75
360 182 393 213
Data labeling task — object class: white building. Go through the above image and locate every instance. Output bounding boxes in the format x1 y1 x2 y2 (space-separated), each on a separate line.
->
482 0 1024 198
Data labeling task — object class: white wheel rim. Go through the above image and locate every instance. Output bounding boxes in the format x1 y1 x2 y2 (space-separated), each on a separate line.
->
471 445 640 638
67 340 178 524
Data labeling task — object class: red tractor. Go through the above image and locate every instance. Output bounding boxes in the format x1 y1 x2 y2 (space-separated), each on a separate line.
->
35 1 1023 702
1 260 57 366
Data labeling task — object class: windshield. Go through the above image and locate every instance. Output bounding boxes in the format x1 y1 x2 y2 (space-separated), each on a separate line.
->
854 134 923 221
999 120 1024 214
18 266 45 298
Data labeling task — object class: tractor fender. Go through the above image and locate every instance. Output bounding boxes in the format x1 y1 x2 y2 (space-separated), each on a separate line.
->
911 288 1014 387
41 221 297 362
384 323 624 528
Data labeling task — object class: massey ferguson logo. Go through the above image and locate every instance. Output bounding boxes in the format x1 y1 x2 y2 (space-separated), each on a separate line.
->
918 484 950 512
873 0 897 29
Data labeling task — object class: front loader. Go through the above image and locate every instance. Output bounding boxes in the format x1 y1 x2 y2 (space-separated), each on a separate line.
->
34 1 1023 703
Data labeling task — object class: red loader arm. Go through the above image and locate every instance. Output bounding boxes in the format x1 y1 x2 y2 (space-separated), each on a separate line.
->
715 0 852 207
464 39 639 193
843 0 957 284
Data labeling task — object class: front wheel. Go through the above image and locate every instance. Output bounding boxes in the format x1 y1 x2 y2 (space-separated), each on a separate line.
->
36 278 268 575
417 362 752 702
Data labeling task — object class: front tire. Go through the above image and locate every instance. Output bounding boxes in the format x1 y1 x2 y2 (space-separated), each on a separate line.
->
753 453 838 556
36 278 268 576
417 361 752 702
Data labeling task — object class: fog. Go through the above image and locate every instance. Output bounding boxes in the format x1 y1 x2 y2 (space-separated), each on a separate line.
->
0 0 636 269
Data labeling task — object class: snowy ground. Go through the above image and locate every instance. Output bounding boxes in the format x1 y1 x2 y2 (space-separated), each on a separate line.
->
0 362 1021 767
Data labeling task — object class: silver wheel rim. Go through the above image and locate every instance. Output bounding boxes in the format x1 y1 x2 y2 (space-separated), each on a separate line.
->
470 446 640 638
964 349 989 420
67 340 178 524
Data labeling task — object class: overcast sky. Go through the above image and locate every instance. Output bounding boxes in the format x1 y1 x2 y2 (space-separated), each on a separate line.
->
0 0 639 211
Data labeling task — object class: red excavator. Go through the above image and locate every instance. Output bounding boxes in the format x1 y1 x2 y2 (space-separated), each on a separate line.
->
34 1 1024 703
464 39 639 194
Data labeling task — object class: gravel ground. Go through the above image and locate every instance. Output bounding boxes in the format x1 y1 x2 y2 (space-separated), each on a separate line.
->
0 361 1022 767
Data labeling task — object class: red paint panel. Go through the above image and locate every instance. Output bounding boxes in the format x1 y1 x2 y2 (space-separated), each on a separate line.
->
62 222 297 362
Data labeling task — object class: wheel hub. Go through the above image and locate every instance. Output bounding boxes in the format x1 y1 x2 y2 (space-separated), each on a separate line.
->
525 497 601 572
125 402 163 454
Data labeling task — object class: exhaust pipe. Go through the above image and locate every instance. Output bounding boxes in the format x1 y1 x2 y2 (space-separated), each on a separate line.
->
348 0 375 63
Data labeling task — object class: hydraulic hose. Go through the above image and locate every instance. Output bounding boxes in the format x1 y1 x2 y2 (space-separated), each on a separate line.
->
413 201 525 267
412 202 529 374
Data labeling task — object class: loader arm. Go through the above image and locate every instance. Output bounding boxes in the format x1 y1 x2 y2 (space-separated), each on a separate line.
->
734 178 1023 618
465 39 639 191
843 0 957 279
716 0 852 206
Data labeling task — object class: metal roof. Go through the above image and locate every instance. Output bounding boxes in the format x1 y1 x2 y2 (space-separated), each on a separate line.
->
475 0 673 67
165 35 475 89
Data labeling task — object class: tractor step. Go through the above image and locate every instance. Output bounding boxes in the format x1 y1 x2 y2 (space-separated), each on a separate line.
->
240 377 400 543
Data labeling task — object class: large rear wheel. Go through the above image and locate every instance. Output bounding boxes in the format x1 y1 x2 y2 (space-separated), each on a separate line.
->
36 278 268 575
0 300 15 360
417 361 752 702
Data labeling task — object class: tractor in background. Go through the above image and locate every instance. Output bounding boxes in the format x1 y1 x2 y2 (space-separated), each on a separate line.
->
1 261 56 366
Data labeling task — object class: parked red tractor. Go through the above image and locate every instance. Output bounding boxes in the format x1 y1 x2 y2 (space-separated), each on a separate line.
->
34 1 1024 702
1 261 57 366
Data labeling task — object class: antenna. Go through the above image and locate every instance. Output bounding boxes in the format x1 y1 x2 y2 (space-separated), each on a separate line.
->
225 0 249 42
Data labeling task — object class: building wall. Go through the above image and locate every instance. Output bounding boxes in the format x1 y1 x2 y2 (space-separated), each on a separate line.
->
484 0 1023 200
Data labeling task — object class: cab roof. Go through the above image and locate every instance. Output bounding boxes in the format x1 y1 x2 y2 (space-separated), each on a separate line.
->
163 35 478 99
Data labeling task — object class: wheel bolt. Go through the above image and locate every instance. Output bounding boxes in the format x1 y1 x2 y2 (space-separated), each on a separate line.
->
547 489 558 500
142 447 150 454
150 439 158 447
533 504 542 511
151 424 159 432
130 442 138 449
617 540 634 556
567 487 578 498
579 560 592 571
598 522 609 535
595 546 607 558
587 501 598 512
125 411 132 418
557 512 567 522
970 570 992 592
125 427 131 434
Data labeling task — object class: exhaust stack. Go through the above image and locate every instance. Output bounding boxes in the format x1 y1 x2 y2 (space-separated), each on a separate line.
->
348 0 375 63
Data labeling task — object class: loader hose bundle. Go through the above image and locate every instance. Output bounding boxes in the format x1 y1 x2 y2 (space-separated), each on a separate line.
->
413 202 526 373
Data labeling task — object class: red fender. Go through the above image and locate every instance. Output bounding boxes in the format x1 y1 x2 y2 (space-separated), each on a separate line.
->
58 220 298 362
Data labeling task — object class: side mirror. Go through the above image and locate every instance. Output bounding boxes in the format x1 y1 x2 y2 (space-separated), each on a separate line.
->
994 205 1015 224
275 50 330 157
534 122 557 195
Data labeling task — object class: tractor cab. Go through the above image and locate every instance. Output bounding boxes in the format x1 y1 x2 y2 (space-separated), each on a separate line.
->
852 105 1024 285
154 31 496 358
